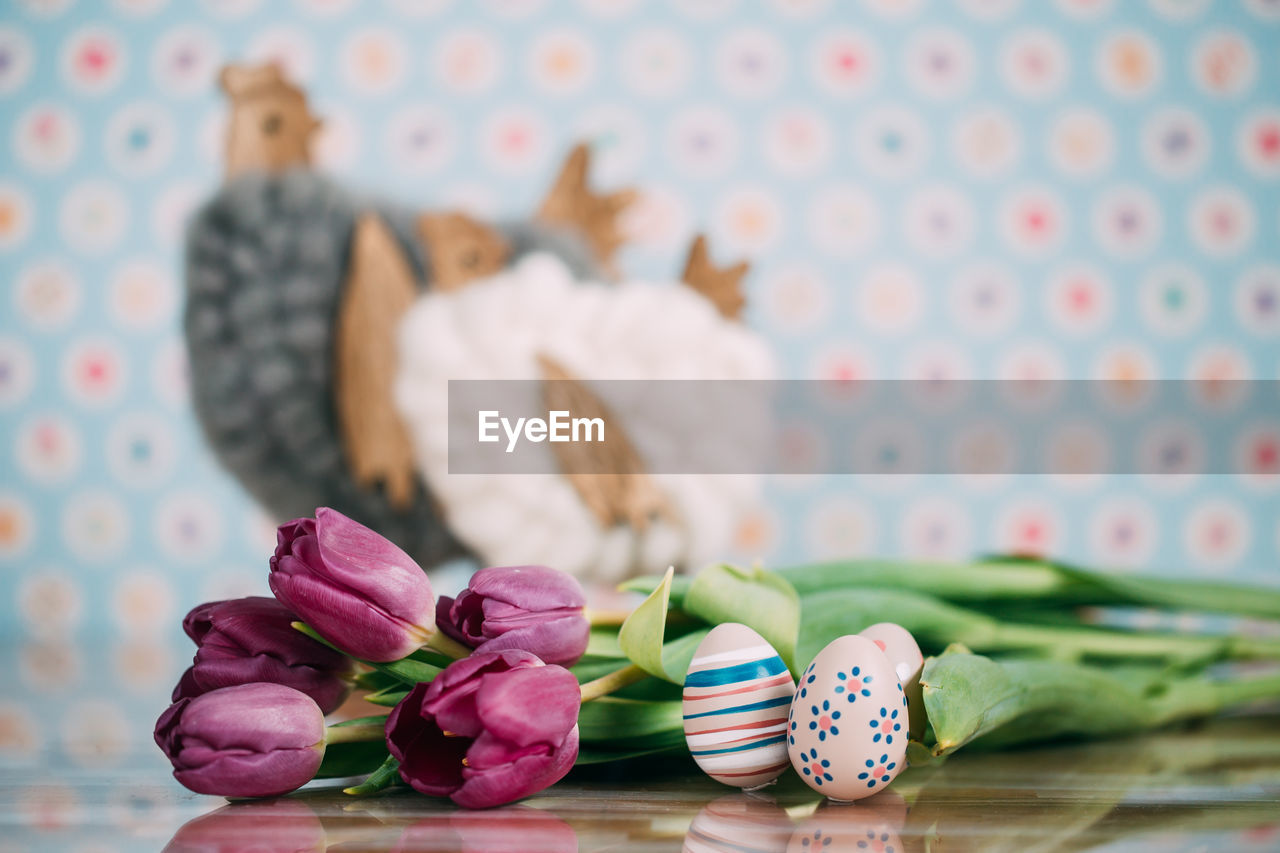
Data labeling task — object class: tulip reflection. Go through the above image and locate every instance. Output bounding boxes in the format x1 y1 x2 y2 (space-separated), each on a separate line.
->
683 793 794 853
785 790 906 853
391 805 577 853
163 798 324 853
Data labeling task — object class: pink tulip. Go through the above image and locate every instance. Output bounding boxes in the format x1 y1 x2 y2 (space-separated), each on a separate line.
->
174 596 354 713
385 650 580 809
436 566 589 667
269 507 434 662
155 683 326 798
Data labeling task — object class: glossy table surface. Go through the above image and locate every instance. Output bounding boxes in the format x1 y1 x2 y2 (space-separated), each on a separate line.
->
3 717 1278 852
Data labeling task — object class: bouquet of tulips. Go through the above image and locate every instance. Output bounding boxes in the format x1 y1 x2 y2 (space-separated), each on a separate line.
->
156 507 1280 808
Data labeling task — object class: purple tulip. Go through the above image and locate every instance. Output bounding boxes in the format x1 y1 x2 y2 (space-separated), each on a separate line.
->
173 596 354 714
155 683 326 798
386 650 581 809
269 507 435 662
436 566 590 667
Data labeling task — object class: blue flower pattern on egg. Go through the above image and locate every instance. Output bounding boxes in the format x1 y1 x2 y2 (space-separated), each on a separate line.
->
857 830 895 852
856 753 898 788
836 666 874 703
807 699 841 741
868 706 901 744
799 662 817 700
790 636 907 801
799 748 833 786
800 829 833 849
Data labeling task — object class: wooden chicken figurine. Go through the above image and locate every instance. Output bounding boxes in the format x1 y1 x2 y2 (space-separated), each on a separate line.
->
185 62 773 581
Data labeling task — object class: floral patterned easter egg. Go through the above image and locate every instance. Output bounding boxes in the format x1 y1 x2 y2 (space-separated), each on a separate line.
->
787 635 908 802
784 790 907 853
683 622 797 789
858 622 925 739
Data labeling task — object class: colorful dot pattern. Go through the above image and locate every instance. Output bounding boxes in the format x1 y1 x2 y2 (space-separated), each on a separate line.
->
0 0 1278 777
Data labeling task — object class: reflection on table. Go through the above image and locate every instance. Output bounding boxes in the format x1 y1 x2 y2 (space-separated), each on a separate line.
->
3 718 1278 852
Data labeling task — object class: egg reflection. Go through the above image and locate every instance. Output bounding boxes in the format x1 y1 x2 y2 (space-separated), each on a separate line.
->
784 790 907 853
682 793 794 853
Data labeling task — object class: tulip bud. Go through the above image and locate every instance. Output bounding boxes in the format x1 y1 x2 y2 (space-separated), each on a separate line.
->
436 566 589 667
269 507 435 662
386 650 580 809
174 596 354 714
155 683 326 798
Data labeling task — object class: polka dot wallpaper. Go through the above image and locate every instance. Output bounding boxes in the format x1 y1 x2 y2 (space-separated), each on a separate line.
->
0 0 1278 770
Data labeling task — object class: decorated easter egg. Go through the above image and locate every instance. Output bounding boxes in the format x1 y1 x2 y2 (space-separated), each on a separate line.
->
784 790 906 853
683 623 796 789
682 794 793 853
787 635 908 802
858 622 925 739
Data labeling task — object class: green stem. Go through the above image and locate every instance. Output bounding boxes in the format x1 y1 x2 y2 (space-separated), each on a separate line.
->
992 621 1280 664
579 663 648 703
779 557 1280 620
425 629 473 660
343 755 401 796
781 558 1080 601
1153 671 1280 725
324 722 386 745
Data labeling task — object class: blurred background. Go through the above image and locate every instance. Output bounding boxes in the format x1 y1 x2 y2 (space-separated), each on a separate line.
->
0 0 1278 781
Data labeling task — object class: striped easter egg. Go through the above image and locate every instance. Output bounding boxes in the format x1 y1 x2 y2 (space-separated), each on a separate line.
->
683 622 797 789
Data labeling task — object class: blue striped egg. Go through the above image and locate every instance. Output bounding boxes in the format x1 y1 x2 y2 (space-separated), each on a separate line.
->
683 622 797 789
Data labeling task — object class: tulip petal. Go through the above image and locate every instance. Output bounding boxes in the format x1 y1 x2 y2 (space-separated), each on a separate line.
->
446 590 488 644
427 650 543 696
387 683 468 797
452 727 579 809
312 507 434 627
436 596 477 648
276 516 316 549
424 678 485 739
269 569 427 662
190 652 350 714
472 614 591 667
156 684 327 799
473 665 581 749
181 600 225 645
174 746 324 799
469 566 585 610
174 683 325 753
171 667 202 703
201 597 349 670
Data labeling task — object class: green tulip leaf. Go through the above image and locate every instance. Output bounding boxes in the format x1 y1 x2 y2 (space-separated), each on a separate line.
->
583 629 627 660
617 573 693 608
574 743 685 765
796 588 988 667
316 740 390 779
364 686 411 707
619 566 676 681
577 697 685 749
683 563 800 672
343 755 401 796
921 648 1157 756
